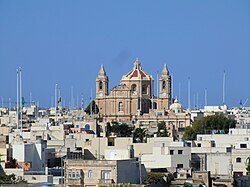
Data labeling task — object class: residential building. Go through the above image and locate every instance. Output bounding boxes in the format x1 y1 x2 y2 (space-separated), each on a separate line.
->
64 159 146 187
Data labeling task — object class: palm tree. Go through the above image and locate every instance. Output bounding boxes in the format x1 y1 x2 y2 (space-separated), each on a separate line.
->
133 128 148 143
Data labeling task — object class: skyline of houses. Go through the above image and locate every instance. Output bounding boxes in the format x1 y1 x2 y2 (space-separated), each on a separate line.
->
0 60 249 187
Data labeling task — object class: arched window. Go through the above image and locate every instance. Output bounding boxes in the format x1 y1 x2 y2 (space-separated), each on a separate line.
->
142 85 147 94
85 124 90 131
99 81 103 90
131 84 136 94
236 157 241 163
118 102 123 112
162 81 166 89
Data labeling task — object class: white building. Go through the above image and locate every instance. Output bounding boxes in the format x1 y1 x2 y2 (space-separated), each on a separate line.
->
12 139 46 172
141 141 191 173
191 128 250 178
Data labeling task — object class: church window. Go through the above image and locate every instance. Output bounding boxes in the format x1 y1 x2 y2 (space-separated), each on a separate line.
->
142 85 147 94
99 81 103 90
162 81 166 90
118 102 123 112
131 84 136 94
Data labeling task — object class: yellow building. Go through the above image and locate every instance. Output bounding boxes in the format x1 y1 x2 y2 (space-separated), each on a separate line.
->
96 58 171 122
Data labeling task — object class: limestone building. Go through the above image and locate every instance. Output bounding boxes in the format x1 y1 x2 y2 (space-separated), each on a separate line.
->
96 58 172 122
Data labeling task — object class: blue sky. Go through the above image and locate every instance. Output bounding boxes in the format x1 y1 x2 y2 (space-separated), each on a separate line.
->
0 0 249 108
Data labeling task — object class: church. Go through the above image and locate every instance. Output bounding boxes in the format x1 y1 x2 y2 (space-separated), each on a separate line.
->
95 58 172 122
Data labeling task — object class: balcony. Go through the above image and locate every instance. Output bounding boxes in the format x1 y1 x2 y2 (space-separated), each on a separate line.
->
98 179 114 184
66 178 83 186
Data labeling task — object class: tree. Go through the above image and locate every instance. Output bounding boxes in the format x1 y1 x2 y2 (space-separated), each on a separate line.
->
143 172 166 185
183 115 236 140
85 100 99 115
133 128 148 143
107 122 133 137
157 121 168 137
0 173 16 184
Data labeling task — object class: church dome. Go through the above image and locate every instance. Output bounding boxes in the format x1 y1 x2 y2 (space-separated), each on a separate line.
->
122 58 152 81
170 99 183 113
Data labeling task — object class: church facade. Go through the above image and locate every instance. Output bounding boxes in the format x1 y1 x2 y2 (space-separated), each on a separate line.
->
95 58 172 122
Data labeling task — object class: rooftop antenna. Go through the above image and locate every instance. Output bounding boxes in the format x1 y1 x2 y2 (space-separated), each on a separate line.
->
55 83 58 122
178 82 181 103
205 88 208 106
71 86 74 109
19 67 23 136
16 68 19 130
77 94 79 110
196 92 199 109
188 77 191 110
156 70 159 109
193 93 196 109
9 98 11 110
151 75 154 110
171 74 174 104
140 76 142 114
81 94 84 110
30 92 32 106
58 87 61 107
223 70 226 105
90 88 93 116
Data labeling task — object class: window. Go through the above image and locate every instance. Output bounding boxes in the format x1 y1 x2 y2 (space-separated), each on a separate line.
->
76 172 81 178
177 164 183 168
101 171 111 180
197 143 201 147
226 147 232 153
99 81 103 90
85 124 90 131
178 150 183 155
236 157 241 163
162 81 166 89
88 170 93 178
244 137 249 141
170 150 174 155
131 84 136 94
142 85 147 94
118 102 123 112
68 172 72 178
68 171 81 179
211 141 216 147
240 144 247 148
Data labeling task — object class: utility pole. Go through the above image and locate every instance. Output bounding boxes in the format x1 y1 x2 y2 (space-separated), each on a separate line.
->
139 153 142 185
55 84 58 123
16 69 19 130
188 77 191 110
223 70 226 105
205 88 208 106
19 67 22 135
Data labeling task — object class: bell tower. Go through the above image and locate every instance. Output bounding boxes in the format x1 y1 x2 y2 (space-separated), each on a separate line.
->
96 65 109 98
158 64 171 109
